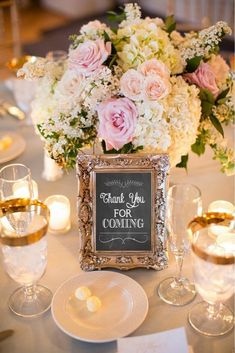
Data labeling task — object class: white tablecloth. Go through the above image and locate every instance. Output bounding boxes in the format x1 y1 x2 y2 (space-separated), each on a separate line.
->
0 84 234 353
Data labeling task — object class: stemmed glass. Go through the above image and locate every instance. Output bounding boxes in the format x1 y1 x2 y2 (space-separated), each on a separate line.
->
158 183 202 306
0 199 52 317
0 164 34 234
0 164 52 317
188 212 235 336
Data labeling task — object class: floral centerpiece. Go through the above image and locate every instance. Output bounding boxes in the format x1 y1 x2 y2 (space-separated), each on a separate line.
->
18 3 234 174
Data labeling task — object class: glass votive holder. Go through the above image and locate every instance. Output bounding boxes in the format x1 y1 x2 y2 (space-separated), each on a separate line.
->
44 195 71 234
208 200 235 237
13 179 38 199
42 150 63 182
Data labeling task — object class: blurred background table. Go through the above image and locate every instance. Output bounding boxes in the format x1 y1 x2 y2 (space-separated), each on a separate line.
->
0 0 234 79
0 82 234 353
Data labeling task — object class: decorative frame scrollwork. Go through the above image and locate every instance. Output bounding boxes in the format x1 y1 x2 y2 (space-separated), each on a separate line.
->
77 154 169 271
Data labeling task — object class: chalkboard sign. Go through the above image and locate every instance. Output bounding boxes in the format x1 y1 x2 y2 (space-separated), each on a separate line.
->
77 154 169 271
95 171 152 252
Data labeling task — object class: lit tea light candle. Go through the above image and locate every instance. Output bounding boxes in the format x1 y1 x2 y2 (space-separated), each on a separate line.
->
13 180 38 199
208 200 235 214
45 195 71 233
217 233 235 254
208 200 235 236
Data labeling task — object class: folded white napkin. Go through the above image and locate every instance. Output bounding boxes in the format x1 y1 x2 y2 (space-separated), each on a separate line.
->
117 327 192 353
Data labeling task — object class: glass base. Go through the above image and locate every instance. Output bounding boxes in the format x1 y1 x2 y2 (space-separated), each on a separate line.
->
9 285 52 317
157 276 196 306
188 301 234 336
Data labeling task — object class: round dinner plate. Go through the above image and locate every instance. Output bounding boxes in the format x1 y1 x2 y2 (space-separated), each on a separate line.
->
0 131 26 164
51 271 149 343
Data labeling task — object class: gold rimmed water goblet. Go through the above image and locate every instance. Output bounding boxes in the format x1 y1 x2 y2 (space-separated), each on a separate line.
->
0 199 52 317
188 212 235 336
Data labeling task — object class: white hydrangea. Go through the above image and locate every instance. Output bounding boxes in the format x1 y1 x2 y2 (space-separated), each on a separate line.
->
31 77 58 125
133 101 171 152
133 77 201 167
164 77 201 166
116 19 184 74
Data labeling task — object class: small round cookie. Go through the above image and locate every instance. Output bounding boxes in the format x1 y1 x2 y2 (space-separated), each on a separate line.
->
86 296 102 312
75 286 91 300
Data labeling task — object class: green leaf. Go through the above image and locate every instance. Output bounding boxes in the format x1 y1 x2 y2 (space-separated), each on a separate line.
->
186 56 202 73
210 114 224 137
199 89 215 118
108 54 117 68
103 31 111 42
103 52 117 69
111 27 117 34
164 15 176 34
191 136 206 156
102 141 143 154
209 45 220 55
201 101 214 117
217 97 229 105
199 89 215 104
107 8 126 23
176 154 188 169
216 87 230 102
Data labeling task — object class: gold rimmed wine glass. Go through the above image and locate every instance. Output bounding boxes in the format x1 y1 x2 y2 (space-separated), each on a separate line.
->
188 212 235 336
0 199 52 317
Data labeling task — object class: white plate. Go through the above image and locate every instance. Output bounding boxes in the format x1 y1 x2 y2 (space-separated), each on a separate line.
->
51 271 149 343
0 132 26 164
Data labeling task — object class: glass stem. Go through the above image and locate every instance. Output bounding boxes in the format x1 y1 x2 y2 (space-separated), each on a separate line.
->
206 302 220 319
23 284 36 302
175 253 184 283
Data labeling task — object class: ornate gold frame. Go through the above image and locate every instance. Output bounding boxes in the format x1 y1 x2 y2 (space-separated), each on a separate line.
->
77 154 169 270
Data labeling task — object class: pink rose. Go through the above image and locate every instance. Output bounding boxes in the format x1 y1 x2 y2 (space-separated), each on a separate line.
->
139 59 170 79
81 20 108 35
184 62 219 97
68 39 111 76
97 97 138 151
208 54 230 84
120 69 144 101
144 75 170 100
58 69 84 95
82 20 107 31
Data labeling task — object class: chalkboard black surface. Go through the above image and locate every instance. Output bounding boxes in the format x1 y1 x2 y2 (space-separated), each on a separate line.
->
77 153 169 270
95 171 152 252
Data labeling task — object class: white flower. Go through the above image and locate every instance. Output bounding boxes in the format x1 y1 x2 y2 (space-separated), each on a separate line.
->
133 76 201 167
116 18 184 74
22 7 232 172
120 3 141 28
57 69 84 95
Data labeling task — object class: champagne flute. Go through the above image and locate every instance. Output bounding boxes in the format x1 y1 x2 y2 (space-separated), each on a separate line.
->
0 199 52 317
158 183 202 306
188 213 235 336
0 164 34 234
